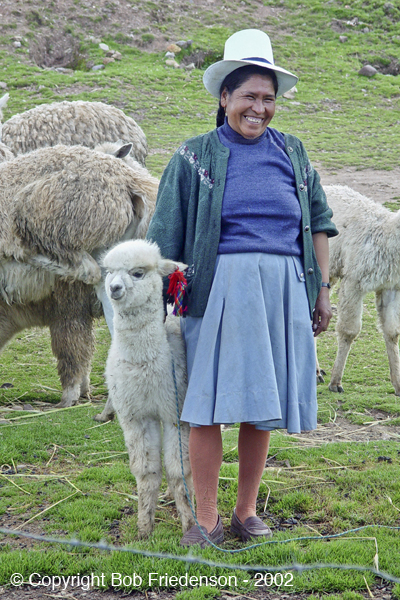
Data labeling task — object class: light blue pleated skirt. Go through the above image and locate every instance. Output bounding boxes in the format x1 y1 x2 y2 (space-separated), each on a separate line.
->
180 253 317 433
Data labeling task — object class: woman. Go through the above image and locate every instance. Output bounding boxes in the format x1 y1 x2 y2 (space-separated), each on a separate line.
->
146 29 338 547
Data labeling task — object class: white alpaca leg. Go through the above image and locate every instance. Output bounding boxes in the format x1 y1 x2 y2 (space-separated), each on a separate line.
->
163 420 195 533
80 373 90 398
329 281 364 393
93 396 115 422
123 418 162 538
57 383 81 408
376 289 400 396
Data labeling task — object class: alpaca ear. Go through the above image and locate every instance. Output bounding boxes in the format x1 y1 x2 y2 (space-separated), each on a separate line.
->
158 259 188 277
113 142 133 159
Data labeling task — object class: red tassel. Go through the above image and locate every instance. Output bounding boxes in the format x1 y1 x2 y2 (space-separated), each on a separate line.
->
167 268 187 316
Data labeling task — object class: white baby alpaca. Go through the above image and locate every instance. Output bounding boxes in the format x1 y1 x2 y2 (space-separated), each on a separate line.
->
103 239 194 538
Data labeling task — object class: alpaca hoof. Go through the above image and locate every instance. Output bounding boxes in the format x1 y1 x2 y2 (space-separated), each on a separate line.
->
329 383 344 393
182 516 196 533
93 411 115 422
137 528 152 539
317 373 325 383
56 389 80 408
55 399 74 408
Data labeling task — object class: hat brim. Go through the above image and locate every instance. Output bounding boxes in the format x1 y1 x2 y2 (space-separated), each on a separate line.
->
203 59 298 98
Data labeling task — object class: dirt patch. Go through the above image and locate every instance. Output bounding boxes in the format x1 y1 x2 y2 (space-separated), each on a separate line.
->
295 415 400 443
316 164 400 205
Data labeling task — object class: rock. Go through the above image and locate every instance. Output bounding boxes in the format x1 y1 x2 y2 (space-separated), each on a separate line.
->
167 43 182 53
103 57 115 65
359 64 377 77
0 82 7 89
283 517 298 525
92 64 105 71
377 455 392 463
165 51 175 59
13 41 21 48
384 2 394 13
339 35 348 43
105 50 115 57
347 16 359 26
0 382 13 389
176 40 192 49
22 403 35 412
165 59 180 68
282 86 297 99
99 43 109 52
112 51 122 61
183 62 196 71
16 465 29 473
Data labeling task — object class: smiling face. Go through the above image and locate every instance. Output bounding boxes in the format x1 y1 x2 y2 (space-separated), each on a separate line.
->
220 74 276 139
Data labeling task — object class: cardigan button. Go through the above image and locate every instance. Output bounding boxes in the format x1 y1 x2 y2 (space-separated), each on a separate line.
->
287 146 294 153
304 225 310 232
307 268 314 275
299 184 305 191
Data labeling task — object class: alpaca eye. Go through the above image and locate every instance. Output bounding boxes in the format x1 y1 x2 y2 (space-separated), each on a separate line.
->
129 269 145 279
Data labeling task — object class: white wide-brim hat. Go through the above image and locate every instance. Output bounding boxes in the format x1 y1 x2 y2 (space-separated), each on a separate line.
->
203 29 298 98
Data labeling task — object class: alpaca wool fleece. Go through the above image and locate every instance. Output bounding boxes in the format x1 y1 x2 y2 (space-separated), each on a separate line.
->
2 100 148 166
0 145 158 264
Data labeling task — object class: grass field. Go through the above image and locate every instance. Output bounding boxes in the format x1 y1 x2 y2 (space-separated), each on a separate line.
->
1 0 400 598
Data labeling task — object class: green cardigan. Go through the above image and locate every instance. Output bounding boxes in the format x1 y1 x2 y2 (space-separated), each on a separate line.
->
146 128 338 318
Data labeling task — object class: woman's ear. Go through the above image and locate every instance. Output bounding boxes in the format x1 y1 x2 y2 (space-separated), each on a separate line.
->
220 88 228 108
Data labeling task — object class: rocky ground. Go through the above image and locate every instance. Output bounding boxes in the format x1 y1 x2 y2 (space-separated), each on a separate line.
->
0 586 395 600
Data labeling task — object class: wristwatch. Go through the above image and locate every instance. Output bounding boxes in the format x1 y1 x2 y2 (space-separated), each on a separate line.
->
321 282 331 289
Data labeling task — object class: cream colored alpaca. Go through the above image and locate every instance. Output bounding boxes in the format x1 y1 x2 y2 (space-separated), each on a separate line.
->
0 97 147 166
102 239 194 537
324 184 400 395
0 143 157 300
0 144 158 407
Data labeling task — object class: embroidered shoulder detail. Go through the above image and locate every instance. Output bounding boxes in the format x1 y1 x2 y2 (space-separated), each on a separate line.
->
177 144 215 189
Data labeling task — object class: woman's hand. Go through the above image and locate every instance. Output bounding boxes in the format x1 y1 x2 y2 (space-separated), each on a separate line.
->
312 231 332 336
312 286 332 337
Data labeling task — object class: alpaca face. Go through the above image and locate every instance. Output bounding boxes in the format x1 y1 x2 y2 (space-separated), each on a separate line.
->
103 239 187 313
105 267 160 309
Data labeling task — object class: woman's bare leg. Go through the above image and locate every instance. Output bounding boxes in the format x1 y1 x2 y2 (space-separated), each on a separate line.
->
236 423 270 522
189 424 222 532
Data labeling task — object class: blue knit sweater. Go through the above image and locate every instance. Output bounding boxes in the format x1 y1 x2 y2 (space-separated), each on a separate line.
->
217 121 302 256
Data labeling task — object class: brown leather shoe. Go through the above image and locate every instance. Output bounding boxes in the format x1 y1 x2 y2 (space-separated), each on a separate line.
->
230 508 272 542
180 515 224 548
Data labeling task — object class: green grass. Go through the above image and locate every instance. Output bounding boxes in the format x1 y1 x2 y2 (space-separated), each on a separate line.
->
1 0 400 597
